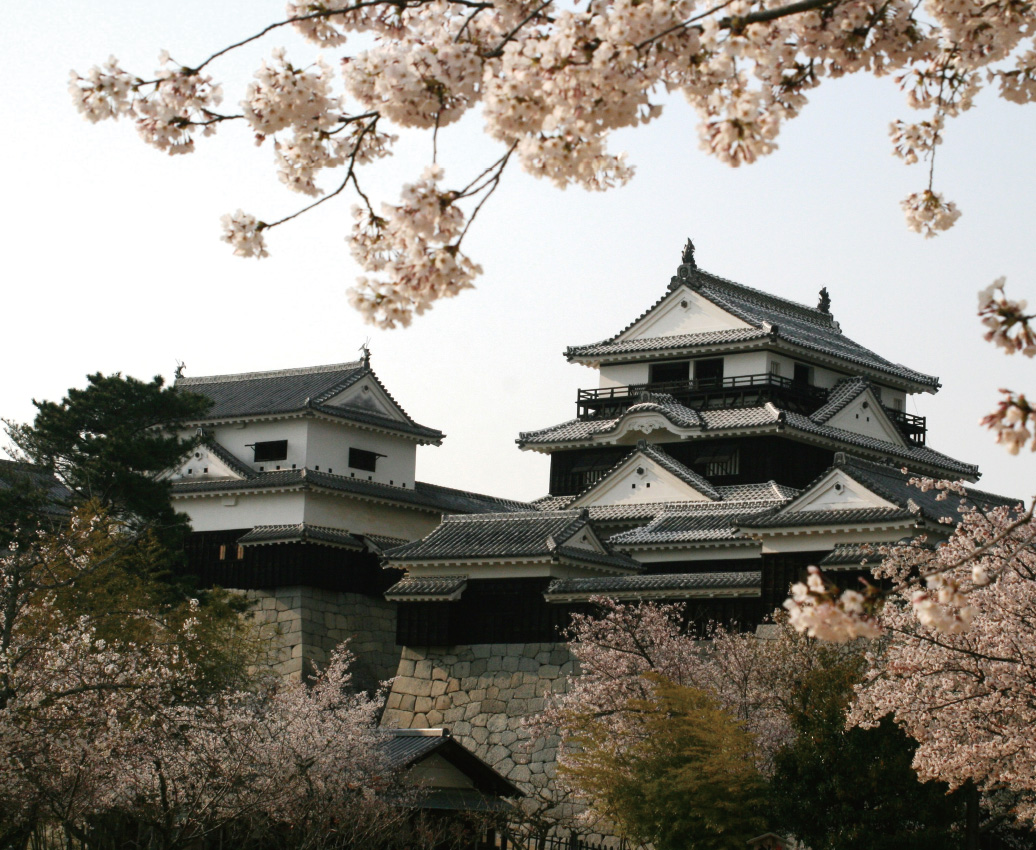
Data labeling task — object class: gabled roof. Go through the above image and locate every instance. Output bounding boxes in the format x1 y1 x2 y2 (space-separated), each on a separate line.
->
567 442 721 506
384 509 641 571
809 377 878 424
379 729 522 802
566 259 940 392
170 468 532 515
518 400 978 479
739 454 1017 531
818 543 889 570
176 360 444 443
544 570 762 602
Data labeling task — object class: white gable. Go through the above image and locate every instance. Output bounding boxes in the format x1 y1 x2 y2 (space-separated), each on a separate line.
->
323 376 407 422
826 390 906 447
571 453 713 508
786 469 897 513
616 287 752 341
163 444 248 482
557 524 610 553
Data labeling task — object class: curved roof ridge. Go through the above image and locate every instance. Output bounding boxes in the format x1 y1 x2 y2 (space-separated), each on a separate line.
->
179 361 364 385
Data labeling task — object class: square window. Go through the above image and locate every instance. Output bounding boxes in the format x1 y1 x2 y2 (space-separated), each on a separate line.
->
349 448 383 472
251 440 287 462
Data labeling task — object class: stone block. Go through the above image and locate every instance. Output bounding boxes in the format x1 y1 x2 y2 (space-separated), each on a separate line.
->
414 696 433 714
434 695 452 711
499 730 518 746
486 714 508 733
471 727 489 744
486 744 511 765
386 692 403 710
430 680 447 697
481 699 506 714
453 662 470 678
425 710 443 726
518 657 540 673
538 665 560 679
412 713 429 727
399 694 416 712
431 666 448 681
501 655 519 672
510 765 532 784
550 649 570 666
471 645 491 659
452 720 472 736
396 658 415 678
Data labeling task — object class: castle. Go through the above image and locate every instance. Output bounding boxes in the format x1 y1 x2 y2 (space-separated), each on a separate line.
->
168 239 1003 797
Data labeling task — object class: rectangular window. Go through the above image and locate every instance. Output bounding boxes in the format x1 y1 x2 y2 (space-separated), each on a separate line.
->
251 440 288 462
349 447 383 472
793 363 813 385
770 361 782 376
648 361 690 385
694 358 724 387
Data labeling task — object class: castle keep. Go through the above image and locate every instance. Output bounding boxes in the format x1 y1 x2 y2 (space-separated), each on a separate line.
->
171 240 1004 795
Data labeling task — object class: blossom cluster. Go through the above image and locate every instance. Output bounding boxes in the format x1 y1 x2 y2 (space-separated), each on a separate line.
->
347 166 481 328
72 0 1036 322
783 566 883 642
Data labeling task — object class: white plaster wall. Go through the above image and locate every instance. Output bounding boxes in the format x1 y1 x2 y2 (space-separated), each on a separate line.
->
827 396 906 444
302 492 441 539
720 351 769 378
766 354 846 389
598 362 649 389
306 418 417 487
177 491 307 532
577 460 710 506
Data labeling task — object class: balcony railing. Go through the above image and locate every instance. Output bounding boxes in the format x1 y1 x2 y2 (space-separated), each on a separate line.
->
575 374 928 446
885 407 927 446
576 374 829 420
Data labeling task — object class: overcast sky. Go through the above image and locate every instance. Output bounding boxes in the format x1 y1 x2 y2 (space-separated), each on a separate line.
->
3 2 1035 503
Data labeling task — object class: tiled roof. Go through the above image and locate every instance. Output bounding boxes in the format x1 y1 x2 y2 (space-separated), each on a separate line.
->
638 443 720 499
384 575 467 600
536 483 799 518
236 523 364 548
362 533 411 554
177 361 444 442
171 468 532 515
385 510 640 571
566 267 940 391
608 502 781 546
739 455 1018 532
203 440 257 479
568 328 769 357
809 377 873 424
518 401 977 478
544 570 762 600
818 543 889 569
0 459 73 513
716 481 801 501
379 729 523 799
739 506 917 529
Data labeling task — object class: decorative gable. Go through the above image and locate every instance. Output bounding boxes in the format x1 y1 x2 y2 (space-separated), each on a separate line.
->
555 522 610 554
784 469 897 514
164 442 251 482
615 286 752 342
571 452 715 508
825 389 907 447
323 375 408 422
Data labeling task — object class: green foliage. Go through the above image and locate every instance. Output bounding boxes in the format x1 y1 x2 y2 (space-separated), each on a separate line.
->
562 675 768 850
5 372 211 550
768 647 963 850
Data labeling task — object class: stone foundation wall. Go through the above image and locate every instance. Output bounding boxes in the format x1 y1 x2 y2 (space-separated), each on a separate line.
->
381 643 575 794
246 587 398 688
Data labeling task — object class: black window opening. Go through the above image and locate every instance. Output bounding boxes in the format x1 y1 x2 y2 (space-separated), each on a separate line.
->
695 358 724 387
649 360 690 385
349 447 385 472
250 440 288 462
793 363 813 385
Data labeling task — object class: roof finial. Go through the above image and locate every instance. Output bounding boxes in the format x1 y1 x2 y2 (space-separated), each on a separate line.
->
682 238 696 268
174 359 186 380
359 338 371 365
817 287 831 314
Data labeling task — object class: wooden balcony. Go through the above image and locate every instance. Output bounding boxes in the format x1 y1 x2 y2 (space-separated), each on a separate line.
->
575 375 928 446
576 374 830 420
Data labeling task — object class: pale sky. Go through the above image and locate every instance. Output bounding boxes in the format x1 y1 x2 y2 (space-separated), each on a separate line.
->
2 2 1035 503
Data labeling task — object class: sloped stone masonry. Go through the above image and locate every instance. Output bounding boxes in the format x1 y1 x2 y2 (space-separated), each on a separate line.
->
246 587 397 689
381 643 575 793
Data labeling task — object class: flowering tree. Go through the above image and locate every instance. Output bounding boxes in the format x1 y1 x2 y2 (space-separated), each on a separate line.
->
0 507 406 850
70 0 1036 326
845 503 1036 825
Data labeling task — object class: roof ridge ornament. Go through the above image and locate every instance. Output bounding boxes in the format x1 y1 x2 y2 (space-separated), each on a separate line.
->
668 237 700 291
817 287 832 314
